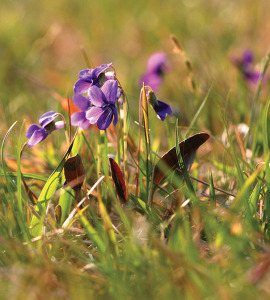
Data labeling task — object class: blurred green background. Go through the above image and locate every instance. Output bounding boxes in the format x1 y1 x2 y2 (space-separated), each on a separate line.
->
0 0 269 137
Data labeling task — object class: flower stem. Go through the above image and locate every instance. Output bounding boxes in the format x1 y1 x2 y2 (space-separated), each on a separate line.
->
123 93 128 194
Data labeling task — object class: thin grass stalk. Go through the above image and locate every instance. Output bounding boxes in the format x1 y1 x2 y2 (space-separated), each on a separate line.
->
141 85 152 201
97 130 101 178
222 96 245 187
136 92 142 198
16 123 24 215
116 106 122 166
81 130 97 168
209 170 216 209
122 90 129 194
62 175 104 228
262 95 270 233
186 85 212 137
78 208 106 254
115 76 129 193
16 124 31 241
170 34 198 104
175 119 195 196
1 122 17 206
97 193 119 256
246 50 270 149
250 107 263 164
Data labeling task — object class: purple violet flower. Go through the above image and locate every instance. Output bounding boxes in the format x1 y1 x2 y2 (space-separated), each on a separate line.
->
231 50 266 84
70 94 92 129
86 80 119 130
26 111 64 147
147 90 172 121
74 63 113 94
140 52 170 92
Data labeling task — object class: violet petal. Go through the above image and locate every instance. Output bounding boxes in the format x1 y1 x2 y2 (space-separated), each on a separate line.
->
72 94 91 111
71 111 86 127
111 105 118 126
92 63 112 78
26 124 40 139
79 119 91 130
74 79 92 94
97 107 113 130
27 128 48 147
242 50 254 65
86 107 105 124
54 121 65 130
154 100 172 121
101 80 118 104
141 73 162 93
39 111 57 127
147 52 167 73
79 69 95 79
88 85 107 107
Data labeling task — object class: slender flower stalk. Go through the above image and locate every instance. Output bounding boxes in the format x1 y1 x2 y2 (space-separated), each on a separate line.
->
122 88 129 193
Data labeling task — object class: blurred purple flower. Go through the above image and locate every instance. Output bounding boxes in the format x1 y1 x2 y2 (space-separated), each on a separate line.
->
74 63 113 94
231 50 266 84
147 90 172 121
86 80 119 130
26 111 64 147
70 94 92 130
140 52 170 92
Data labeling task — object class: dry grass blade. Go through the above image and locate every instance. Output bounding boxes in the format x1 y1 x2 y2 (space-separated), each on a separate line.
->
154 133 210 187
62 176 105 228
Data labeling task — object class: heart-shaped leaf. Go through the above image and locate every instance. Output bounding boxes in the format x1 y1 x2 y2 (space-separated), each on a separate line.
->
153 132 210 187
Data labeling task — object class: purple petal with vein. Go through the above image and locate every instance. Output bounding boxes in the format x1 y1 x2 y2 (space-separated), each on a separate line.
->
101 80 118 104
88 85 107 107
86 107 105 124
97 107 113 130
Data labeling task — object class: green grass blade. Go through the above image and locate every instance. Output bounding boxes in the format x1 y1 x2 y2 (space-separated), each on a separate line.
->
246 50 270 148
0 171 47 182
129 194 162 226
209 170 216 209
248 182 261 217
222 112 245 188
30 139 74 237
186 85 212 137
77 209 106 254
59 172 74 224
231 168 261 212
1 122 18 199
175 119 195 195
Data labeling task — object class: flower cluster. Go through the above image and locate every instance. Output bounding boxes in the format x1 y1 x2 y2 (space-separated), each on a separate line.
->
26 59 172 147
71 63 121 130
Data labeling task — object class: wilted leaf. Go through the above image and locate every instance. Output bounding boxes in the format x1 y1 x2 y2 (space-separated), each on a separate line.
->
109 158 127 203
64 153 85 191
153 132 210 187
